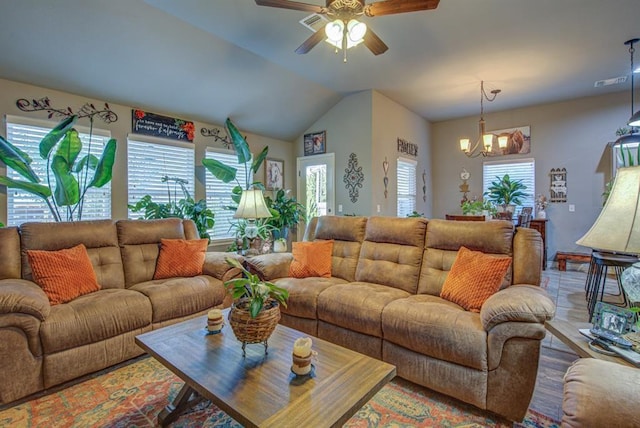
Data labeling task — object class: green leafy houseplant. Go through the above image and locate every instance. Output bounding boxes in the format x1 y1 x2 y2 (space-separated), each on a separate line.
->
461 200 483 215
224 257 289 318
406 211 425 218
0 115 116 222
264 189 306 240
128 176 215 241
484 174 528 212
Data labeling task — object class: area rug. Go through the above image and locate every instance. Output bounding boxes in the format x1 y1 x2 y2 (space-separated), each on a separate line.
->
0 357 559 427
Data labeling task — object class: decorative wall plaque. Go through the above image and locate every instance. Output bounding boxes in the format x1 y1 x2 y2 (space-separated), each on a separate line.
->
383 157 389 199
200 127 233 148
422 169 427 202
132 109 194 142
16 96 118 123
343 153 364 203
549 168 567 202
397 138 418 157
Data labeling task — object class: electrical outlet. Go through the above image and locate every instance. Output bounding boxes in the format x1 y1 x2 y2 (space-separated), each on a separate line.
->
338 204 343 213
569 204 575 212
377 205 381 213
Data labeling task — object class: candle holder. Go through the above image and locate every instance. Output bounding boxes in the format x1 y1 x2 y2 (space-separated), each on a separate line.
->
206 309 224 335
291 337 315 376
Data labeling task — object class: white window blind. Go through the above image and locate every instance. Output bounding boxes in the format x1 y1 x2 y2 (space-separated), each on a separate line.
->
397 157 417 217
5 117 112 226
483 158 535 218
205 148 251 241
127 136 194 218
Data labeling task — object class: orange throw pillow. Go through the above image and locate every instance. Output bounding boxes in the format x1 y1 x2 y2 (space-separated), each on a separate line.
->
27 244 101 305
440 246 512 312
289 240 334 278
153 238 209 280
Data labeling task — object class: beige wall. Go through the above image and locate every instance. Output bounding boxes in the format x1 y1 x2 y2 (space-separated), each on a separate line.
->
298 90 431 217
0 78 295 230
431 91 629 262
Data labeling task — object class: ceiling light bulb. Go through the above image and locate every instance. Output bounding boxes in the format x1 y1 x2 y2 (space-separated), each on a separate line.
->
459 139 470 152
325 20 344 43
498 135 508 149
347 19 367 43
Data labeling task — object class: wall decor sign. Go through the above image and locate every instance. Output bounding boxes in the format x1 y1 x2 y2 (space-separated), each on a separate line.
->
200 127 233 149
397 138 418 157
265 158 285 191
16 97 118 123
487 125 531 156
344 153 364 203
132 109 195 142
549 167 567 202
383 157 389 199
422 169 427 202
304 131 326 156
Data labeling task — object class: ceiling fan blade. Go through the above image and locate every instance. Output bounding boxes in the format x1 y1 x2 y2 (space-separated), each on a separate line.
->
295 30 326 54
364 0 440 17
255 0 324 13
363 28 389 55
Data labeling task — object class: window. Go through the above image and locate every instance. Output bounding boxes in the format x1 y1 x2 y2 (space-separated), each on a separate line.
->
397 157 417 217
483 158 535 218
613 142 639 174
4 116 112 226
127 136 194 218
205 148 252 241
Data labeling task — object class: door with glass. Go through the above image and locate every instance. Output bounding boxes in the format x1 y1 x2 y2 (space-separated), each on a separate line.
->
297 153 335 239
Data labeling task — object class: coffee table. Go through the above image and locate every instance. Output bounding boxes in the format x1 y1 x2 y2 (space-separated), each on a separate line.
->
135 310 396 427
545 319 636 367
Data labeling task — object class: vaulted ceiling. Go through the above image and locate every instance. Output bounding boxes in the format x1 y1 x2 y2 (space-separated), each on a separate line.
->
1 0 639 141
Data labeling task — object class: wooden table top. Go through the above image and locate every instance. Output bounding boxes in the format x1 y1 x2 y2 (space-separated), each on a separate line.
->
545 319 635 367
135 311 396 428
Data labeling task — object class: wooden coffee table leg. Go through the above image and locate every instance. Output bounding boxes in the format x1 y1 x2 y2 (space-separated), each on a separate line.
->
158 383 205 427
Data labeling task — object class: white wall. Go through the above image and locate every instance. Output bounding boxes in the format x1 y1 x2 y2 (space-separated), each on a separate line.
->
0 78 295 230
431 91 629 261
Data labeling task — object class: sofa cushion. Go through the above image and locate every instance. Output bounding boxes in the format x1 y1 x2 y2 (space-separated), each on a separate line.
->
130 275 226 323
382 294 488 370
314 216 367 281
153 238 208 280
289 240 333 278
440 246 512 313
40 288 152 354
27 244 101 305
355 217 427 294
318 282 409 337
275 276 348 319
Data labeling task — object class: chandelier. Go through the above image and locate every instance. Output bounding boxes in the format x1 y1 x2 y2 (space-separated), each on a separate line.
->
459 81 507 158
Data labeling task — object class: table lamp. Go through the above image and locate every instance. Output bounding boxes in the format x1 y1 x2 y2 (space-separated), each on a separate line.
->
234 188 272 240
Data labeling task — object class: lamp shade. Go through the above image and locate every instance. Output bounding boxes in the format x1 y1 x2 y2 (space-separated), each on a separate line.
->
576 166 640 254
234 189 272 220
629 109 640 127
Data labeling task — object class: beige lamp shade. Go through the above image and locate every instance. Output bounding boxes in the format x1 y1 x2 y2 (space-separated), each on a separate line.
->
234 189 272 220
576 166 640 254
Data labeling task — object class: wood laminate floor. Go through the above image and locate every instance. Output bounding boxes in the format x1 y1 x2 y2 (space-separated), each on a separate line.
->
527 264 627 421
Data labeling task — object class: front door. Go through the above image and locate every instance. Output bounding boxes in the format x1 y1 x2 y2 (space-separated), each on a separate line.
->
297 153 335 239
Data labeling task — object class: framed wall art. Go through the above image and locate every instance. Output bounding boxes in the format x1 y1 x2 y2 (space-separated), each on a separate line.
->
265 158 284 190
304 131 326 156
488 125 531 156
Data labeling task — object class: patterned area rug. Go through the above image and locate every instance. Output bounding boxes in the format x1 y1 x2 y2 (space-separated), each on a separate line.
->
0 357 559 427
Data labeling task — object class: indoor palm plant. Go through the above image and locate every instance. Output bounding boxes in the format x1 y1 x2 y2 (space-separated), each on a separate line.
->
224 257 289 355
0 115 116 222
484 174 528 218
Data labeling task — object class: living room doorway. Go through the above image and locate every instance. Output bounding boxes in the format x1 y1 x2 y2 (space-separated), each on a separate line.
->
297 153 335 239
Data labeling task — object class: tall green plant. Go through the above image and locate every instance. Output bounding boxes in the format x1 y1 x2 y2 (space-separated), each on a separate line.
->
0 115 117 222
264 189 306 239
202 118 269 207
484 174 528 209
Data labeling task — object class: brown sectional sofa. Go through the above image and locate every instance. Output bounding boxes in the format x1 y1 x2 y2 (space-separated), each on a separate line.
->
0 218 239 404
247 215 556 421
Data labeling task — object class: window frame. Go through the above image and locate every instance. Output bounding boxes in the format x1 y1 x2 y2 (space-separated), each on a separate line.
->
397 157 417 217
482 158 535 219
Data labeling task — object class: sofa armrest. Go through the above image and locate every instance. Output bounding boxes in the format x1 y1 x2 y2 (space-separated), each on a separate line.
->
0 279 51 321
563 359 639 428
202 252 244 281
244 253 294 281
480 284 555 331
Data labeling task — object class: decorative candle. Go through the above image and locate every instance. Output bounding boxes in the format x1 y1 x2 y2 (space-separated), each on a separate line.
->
207 309 224 333
208 309 222 320
292 337 313 376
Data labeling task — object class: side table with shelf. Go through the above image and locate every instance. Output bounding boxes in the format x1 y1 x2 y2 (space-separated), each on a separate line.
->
529 218 548 270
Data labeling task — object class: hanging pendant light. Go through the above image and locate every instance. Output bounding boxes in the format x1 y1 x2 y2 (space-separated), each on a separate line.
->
614 38 640 146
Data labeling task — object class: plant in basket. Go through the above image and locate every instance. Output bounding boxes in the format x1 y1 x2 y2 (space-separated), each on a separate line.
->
224 258 289 355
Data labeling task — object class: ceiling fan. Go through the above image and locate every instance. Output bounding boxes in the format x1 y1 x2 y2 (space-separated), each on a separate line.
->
254 0 440 58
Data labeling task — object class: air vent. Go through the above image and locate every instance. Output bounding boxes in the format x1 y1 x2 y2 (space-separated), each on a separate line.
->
594 76 627 88
300 13 329 33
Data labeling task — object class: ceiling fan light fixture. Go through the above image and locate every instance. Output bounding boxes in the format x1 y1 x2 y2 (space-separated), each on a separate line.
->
325 19 344 43
347 19 367 44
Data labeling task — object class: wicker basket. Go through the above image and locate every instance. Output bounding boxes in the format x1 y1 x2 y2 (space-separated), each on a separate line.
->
228 298 280 351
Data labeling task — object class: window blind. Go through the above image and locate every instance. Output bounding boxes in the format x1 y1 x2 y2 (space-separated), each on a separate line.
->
127 137 194 218
5 118 112 226
483 158 535 218
397 157 417 217
205 148 251 241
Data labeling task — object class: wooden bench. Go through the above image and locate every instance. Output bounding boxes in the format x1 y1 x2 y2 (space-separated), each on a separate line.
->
555 251 591 271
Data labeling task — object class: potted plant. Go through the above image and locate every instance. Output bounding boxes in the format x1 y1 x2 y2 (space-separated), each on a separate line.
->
229 219 275 255
264 189 306 251
224 257 289 355
0 115 117 222
484 174 528 218
461 200 483 215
